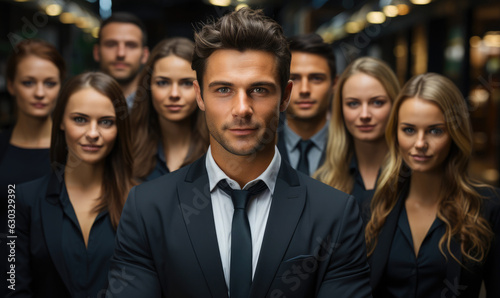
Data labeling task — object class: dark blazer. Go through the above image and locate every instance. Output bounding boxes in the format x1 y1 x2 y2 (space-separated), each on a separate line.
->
13 171 116 298
368 184 500 298
276 131 326 171
14 173 73 297
107 156 372 298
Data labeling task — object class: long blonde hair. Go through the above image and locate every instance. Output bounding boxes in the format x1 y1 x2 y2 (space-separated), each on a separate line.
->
365 73 494 264
314 57 400 192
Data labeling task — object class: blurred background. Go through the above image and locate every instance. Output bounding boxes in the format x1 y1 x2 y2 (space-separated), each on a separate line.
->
0 0 499 185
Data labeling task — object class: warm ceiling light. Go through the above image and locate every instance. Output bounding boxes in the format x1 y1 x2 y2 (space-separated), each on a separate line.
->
484 32 500 48
14 0 30 2
46 4 62 16
410 0 431 4
397 4 410 15
345 21 362 34
366 11 386 24
75 17 89 28
209 0 231 6
470 36 481 48
59 12 75 24
383 5 399 17
236 3 248 10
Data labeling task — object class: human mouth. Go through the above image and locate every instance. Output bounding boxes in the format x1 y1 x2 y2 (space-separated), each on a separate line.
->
31 103 47 109
295 100 316 109
357 125 375 132
112 62 129 69
165 105 184 112
411 154 432 162
80 144 103 152
229 127 258 136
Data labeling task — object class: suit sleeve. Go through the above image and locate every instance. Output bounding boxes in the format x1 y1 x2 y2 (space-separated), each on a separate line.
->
317 195 372 298
484 190 500 297
106 187 162 298
10 184 33 297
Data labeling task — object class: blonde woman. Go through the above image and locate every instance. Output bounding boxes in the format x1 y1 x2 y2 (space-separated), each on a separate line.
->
314 57 400 211
366 73 499 297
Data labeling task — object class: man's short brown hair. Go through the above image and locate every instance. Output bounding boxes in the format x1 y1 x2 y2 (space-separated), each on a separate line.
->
192 8 290 95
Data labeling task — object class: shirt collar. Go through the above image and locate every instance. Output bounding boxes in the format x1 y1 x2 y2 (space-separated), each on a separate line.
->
284 119 329 150
206 145 281 195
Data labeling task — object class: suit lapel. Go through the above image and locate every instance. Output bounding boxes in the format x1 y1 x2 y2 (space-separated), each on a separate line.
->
250 161 306 297
40 172 73 294
177 156 228 298
276 132 290 165
369 183 408 289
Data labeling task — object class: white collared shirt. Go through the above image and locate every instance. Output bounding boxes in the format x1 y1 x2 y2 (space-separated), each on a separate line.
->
205 146 281 289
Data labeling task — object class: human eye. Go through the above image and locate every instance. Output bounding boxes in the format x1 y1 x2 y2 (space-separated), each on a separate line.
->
217 87 231 94
345 101 359 108
103 40 117 48
44 81 58 88
155 80 169 87
21 80 34 87
180 80 194 87
310 75 325 83
252 87 268 94
373 99 386 107
290 75 300 82
126 41 139 49
100 119 115 128
401 127 415 134
73 116 86 124
429 127 444 135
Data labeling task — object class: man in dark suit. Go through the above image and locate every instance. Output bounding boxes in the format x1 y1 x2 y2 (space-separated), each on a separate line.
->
107 8 371 298
277 34 336 176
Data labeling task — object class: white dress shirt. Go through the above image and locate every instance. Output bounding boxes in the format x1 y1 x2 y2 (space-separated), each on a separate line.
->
205 146 281 290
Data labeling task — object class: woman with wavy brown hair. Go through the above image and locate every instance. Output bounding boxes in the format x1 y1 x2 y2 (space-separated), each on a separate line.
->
130 37 209 181
314 57 400 210
14 72 135 297
366 73 500 297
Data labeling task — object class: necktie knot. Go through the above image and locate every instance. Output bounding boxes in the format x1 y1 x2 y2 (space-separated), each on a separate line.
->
297 139 314 175
218 179 268 210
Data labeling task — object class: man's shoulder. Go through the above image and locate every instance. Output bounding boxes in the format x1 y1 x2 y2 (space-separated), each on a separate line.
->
299 172 353 209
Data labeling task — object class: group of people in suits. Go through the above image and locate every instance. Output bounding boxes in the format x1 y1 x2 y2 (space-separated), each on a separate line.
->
0 6 498 298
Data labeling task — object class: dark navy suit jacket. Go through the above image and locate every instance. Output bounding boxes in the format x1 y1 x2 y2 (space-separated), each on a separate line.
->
107 155 372 298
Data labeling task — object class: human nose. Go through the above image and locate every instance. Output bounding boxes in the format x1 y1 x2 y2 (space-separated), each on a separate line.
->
299 78 310 97
169 83 180 100
34 82 46 99
86 122 100 142
233 91 252 118
116 43 126 59
414 132 428 151
359 103 371 122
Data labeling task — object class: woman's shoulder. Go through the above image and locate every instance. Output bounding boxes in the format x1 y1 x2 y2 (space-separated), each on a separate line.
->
17 173 53 204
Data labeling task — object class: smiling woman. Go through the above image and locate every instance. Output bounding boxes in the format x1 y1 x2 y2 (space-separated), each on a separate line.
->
130 37 209 181
366 73 500 298
13 72 135 297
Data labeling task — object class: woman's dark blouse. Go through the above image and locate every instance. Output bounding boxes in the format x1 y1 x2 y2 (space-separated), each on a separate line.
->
14 172 116 297
349 155 377 222
370 184 500 298
145 142 170 181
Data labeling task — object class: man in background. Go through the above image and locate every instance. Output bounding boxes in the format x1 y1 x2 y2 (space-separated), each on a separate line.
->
278 33 336 176
93 12 149 110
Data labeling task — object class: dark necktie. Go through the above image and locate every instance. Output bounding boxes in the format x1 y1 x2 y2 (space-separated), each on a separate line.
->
217 179 268 298
297 139 313 175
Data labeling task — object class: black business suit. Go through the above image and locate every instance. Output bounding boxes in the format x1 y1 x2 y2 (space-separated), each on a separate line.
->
107 155 372 297
13 171 115 298
368 182 500 298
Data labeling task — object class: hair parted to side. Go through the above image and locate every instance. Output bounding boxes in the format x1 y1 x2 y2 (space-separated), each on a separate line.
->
192 7 291 95
288 33 336 79
365 73 494 264
51 72 134 229
98 12 148 46
313 57 400 192
6 39 66 82
131 37 209 180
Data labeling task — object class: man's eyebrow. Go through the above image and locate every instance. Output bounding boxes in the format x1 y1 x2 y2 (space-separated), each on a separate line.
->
250 81 276 88
208 81 234 88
